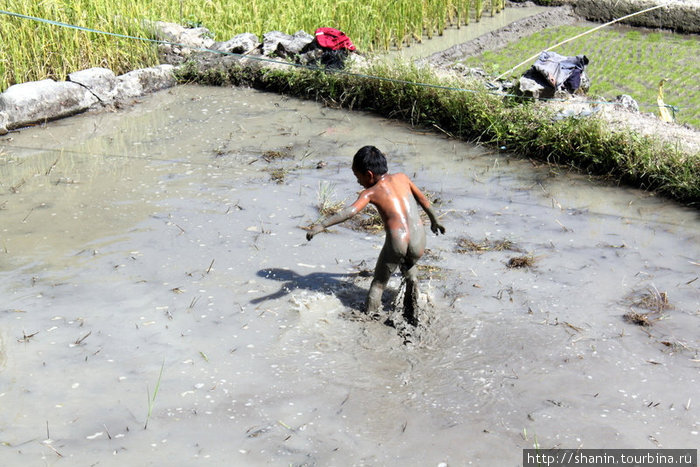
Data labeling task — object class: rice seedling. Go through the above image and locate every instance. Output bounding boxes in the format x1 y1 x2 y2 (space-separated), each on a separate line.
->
144 360 164 430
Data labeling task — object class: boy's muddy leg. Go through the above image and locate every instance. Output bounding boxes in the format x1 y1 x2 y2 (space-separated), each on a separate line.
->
367 245 398 316
366 278 385 315
401 262 419 326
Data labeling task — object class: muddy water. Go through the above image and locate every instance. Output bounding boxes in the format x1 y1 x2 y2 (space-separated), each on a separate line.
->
0 85 698 466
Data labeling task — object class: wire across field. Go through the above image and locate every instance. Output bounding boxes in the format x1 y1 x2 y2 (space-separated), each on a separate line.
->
461 24 700 128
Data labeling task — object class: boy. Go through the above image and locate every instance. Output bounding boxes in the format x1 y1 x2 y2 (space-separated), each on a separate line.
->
306 146 445 325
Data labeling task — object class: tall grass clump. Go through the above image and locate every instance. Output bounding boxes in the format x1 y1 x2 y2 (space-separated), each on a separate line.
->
176 57 699 204
1 0 504 91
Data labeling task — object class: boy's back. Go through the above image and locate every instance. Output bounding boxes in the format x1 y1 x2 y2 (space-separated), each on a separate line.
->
358 172 427 260
306 146 445 322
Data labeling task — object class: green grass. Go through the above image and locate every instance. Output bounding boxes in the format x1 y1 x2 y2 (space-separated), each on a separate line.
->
0 0 504 91
460 24 700 128
175 58 699 205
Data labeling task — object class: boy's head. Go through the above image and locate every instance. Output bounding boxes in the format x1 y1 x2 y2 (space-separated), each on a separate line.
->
352 146 388 177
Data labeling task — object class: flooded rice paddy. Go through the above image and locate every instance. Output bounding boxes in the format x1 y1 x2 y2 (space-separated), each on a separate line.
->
390 5 548 60
0 85 698 465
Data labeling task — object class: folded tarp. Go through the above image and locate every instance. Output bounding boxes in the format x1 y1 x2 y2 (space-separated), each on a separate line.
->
532 51 589 92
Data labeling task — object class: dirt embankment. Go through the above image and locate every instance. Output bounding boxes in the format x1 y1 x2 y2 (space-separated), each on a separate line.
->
571 0 700 33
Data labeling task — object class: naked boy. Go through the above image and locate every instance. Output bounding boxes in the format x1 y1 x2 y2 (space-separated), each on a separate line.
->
306 146 445 325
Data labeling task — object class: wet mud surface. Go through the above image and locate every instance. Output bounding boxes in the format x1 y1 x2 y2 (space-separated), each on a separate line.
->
0 85 698 465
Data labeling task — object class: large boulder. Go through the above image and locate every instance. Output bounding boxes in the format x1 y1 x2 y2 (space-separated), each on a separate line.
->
0 111 8 135
262 30 315 58
614 94 640 113
68 67 118 104
213 33 260 55
114 65 177 100
152 21 215 50
0 79 98 131
518 68 555 99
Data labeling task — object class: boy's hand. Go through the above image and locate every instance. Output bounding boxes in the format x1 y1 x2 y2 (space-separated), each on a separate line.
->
431 222 446 235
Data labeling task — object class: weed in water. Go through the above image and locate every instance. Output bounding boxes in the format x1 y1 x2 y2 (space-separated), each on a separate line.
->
627 287 672 313
417 263 445 280
350 205 384 233
266 167 289 184
456 237 521 254
262 150 292 162
506 255 535 268
144 360 165 429
623 311 653 327
316 181 344 217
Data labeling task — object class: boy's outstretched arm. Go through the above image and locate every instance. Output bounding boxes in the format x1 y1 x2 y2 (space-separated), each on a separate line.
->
409 181 446 235
306 193 370 241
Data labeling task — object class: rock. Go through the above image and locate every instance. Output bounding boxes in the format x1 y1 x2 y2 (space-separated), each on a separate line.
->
0 111 8 135
114 65 177 100
517 68 555 99
450 63 487 78
298 44 324 65
0 79 98 130
214 33 260 55
68 67 118 104
152 21 215 52
262 30 315 58
614 94 640 113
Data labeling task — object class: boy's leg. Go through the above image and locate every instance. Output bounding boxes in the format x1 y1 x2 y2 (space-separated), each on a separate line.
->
401 230 425 325
367 244 399 314
401 259 420 326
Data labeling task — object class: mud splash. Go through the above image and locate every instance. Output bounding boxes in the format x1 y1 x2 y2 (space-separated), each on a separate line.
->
0 85 698 465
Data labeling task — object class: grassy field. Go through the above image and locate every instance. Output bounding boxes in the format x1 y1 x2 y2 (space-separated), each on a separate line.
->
460 24 700 128
0 0 503 91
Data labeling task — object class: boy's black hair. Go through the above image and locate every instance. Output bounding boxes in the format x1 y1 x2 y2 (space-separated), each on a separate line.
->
352 145 388 175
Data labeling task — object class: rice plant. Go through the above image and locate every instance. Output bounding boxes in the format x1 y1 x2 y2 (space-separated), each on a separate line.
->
1 0 504 90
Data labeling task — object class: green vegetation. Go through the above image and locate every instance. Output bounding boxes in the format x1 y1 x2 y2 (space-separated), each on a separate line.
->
0 0 504 91
461 24 700 128
176 59 699 204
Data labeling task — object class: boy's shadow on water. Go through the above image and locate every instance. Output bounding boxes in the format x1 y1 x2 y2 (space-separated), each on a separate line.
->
250 268 370 309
